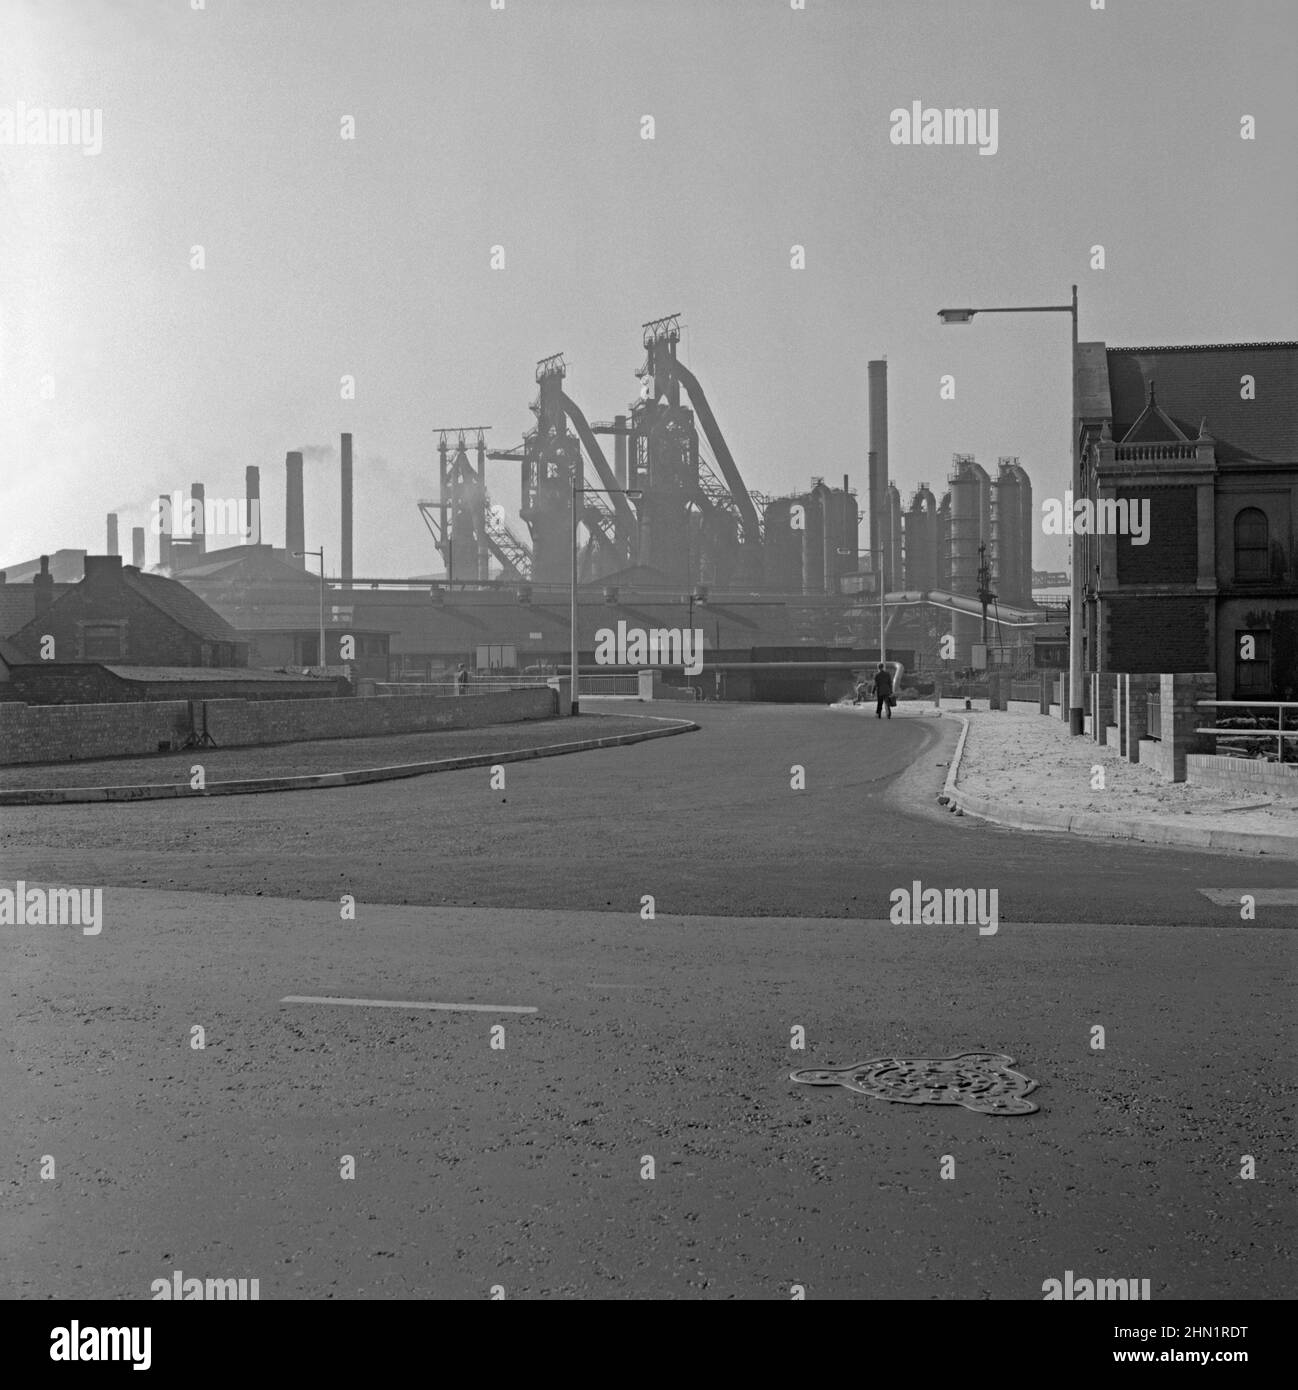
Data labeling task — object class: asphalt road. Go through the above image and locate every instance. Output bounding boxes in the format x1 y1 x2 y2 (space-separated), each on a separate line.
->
2 701 1295 924
3 702 1294 1300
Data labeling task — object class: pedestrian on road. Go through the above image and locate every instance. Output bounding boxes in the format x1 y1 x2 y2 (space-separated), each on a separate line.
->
872 663 893 719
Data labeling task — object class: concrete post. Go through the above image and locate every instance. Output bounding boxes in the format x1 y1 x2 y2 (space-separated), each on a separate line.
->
547 676 573 715
1091 672 1115 745
638 669 655 700
1040 670 1052 716
1123 674 1150 763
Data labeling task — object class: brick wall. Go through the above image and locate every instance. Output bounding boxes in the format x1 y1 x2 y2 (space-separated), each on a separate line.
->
0 700 192 765
1105 596 1210 672
0 687 557 766
1116 486 1197 584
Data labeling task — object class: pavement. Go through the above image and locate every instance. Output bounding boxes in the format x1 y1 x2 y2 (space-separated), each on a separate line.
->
3 701 1294 1300
926 702 1298 859
0 713 694 804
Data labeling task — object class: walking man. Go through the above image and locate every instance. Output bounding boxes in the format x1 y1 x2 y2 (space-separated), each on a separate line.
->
454 662 469 695
872 663 893 719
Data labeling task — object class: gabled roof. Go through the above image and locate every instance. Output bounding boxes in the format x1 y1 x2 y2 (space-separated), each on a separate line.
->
0 583 75 637
1119 382 1190 444
0 635 31 667
119 569 245 644
1106 342 1298 463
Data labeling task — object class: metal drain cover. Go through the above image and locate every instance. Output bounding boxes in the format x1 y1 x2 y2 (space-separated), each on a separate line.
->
790 1052 1040 1115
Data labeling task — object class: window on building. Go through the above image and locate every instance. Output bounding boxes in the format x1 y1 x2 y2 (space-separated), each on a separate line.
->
1235 629 1272 698
83 625 122 660
1234 508 1270 582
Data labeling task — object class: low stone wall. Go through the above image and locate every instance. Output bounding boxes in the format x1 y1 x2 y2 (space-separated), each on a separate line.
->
1187 754 1298 796
0 700 192 765
0 687 557 766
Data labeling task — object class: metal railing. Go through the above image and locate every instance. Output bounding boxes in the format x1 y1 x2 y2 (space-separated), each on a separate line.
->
373 678 548 697
578 674 641 696
1146 688 1162 740
1196 699 1298 764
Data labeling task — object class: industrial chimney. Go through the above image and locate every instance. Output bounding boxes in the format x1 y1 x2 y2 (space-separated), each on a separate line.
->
157 494 173 568
340 432 353 585
867 360 888 574
191 482 206 557
285 451 305 564
132 526 146 569
245 465 261 545
106 513 119 556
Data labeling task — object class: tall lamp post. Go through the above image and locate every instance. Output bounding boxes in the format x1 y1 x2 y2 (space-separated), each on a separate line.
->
570 481 642 716
294 547 326 671
937 286 1083 735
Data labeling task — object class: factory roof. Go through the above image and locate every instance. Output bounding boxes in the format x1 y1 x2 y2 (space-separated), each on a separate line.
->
118 567 245 644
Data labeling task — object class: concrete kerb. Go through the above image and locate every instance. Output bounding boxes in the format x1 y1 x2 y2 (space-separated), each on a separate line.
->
938 711 1298 858
0 715 700 806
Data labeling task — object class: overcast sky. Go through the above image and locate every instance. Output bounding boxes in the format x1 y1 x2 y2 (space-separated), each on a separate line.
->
2 0 1294 577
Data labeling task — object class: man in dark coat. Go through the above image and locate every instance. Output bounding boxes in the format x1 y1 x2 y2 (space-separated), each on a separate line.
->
872 663 893 719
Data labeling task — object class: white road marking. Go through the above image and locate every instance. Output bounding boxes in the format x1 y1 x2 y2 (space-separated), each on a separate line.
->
282 995 537 1014
1198 889 1298 906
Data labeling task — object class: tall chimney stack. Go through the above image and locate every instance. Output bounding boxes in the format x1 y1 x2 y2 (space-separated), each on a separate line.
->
132 526 146 569
867 360 889 574
34 555 54 613
157 494 173 568
340 432 353 585
106 513 119 555
285 451 305 564
191 482 206 557
245 465 261 544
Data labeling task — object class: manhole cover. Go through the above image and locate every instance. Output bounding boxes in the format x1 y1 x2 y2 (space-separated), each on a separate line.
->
790 1052 1039 1115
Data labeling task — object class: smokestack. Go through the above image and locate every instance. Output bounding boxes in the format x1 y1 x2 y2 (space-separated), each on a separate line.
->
340 432 353 585
867 360 888 572
285 451 305 564
157 494 173 568
245 465 261 544
106 512 119 555
132 526 146 569
34 555 53 613
191 483 206 556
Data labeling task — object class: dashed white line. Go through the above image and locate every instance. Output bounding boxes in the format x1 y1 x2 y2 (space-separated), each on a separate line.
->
282 995 537 1014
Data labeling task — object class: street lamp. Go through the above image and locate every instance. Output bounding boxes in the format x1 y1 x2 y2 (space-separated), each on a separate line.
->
293 547 325 671
937 286 1084 735
570 481 642 716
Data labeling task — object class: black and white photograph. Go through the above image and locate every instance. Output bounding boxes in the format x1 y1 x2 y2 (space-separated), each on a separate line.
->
1 0 1295 1357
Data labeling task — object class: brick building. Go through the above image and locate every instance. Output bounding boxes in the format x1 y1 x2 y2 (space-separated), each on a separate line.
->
1076 341 1298 699
7 554 249 668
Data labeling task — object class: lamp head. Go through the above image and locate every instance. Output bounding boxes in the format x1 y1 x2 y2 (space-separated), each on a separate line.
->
938 308 977 325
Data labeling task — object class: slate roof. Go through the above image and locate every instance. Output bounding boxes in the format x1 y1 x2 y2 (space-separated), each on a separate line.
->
118 568 244 644
1106 343 1298 464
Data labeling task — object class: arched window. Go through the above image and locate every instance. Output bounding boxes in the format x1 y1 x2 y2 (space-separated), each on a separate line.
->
1234 508 1269 581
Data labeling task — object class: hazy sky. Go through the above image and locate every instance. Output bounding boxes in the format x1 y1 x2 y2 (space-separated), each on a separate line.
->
2 0 1294 577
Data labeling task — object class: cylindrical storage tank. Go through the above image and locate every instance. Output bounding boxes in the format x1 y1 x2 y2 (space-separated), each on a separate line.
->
763 497 802 592
820 485 845 594
1013 462 1034 603
884 482 903 592
937 492 952 590
904 485 938 591
801 485 826 595
994 461 1023 605
948 460 980 596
